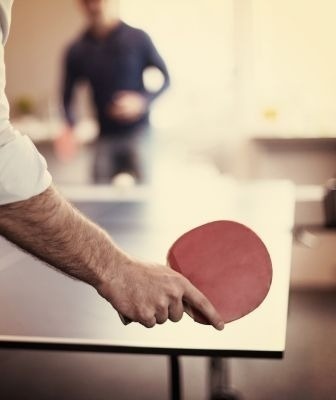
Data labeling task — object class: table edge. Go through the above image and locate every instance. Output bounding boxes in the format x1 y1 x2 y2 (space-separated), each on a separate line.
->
0 337 283 359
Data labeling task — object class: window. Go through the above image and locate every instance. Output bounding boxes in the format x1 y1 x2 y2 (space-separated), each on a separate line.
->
121 0 236 144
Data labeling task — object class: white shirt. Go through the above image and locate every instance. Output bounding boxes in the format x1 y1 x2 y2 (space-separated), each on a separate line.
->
0 0 51 205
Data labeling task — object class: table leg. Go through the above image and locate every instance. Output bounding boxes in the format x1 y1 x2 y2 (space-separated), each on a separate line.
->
170 355 181 400
209 357 241 400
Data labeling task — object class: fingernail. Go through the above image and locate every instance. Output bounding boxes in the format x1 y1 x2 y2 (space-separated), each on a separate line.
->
216 321 225 331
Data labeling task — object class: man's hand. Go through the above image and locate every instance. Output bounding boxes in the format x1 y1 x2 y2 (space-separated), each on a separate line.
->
54 126 78 162
97 258 224 330
107 91 148 123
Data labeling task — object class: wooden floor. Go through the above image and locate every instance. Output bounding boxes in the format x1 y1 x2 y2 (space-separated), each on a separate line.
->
0 289 335 400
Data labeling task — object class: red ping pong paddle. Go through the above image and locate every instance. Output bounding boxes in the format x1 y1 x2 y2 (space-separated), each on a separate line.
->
167 220 272 324
119 220 272 325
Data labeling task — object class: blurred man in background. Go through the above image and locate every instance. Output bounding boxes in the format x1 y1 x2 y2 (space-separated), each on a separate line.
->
57 0 170 184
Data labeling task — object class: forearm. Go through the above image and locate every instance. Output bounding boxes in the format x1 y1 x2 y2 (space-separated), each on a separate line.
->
62 60 78 127
63 90 76 127
0 186 224 329
0 186 126 288
144 37 170 103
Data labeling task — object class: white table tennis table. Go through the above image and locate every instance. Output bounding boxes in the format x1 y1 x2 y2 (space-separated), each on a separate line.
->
0 179 295 399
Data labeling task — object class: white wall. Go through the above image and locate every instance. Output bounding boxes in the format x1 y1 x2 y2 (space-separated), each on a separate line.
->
6 0 336 135
5 0 83 115
248 0 336 136
5 0 336 186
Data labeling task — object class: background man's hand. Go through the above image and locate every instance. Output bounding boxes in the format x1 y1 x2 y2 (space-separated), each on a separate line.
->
97 257 225 330
107 91 148 123
54 126 78 162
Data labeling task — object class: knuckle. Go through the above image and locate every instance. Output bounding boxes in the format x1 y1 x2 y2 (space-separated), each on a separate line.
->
174 274 185 286
164 270 179 283
178 277 191 293
156 298 167 312
166 276 184 297
169 286 181 300
162 271 173 282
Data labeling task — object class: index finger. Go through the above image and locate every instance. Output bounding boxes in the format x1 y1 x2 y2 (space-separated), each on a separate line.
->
182 279 224 331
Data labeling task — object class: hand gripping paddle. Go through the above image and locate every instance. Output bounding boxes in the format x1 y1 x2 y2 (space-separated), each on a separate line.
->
119 220 272 325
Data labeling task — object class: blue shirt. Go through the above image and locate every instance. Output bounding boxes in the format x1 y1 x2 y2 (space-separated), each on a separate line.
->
63 21 170 136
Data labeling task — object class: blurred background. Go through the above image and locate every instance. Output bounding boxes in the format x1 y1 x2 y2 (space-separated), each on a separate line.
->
6 0 336 184
2 0 336 399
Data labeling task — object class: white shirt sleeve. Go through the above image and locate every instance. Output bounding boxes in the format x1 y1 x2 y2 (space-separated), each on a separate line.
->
0 0 52 205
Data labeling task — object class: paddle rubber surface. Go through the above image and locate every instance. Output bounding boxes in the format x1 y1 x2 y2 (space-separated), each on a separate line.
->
167 220 272 324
